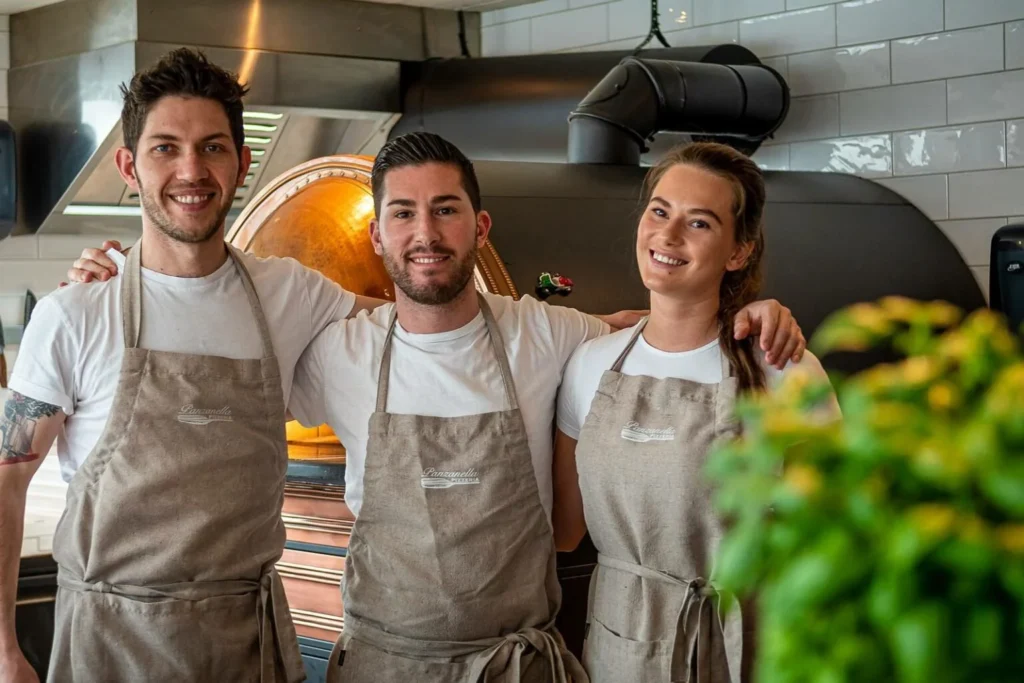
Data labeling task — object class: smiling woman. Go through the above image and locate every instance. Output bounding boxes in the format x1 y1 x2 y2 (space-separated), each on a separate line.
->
551 141 837 683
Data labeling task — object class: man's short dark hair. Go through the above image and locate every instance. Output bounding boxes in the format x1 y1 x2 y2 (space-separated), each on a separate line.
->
120 48 249 159
371 132 482 216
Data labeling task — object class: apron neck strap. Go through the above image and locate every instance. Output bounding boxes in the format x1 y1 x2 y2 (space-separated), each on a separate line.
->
720 337 735 379
610 317 648 372
375 292 520 414
120 239 275 359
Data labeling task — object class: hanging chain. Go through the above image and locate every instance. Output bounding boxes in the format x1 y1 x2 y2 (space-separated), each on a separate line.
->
633 0 671 52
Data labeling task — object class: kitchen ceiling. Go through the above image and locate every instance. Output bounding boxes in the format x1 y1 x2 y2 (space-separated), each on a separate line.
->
0 0 536 14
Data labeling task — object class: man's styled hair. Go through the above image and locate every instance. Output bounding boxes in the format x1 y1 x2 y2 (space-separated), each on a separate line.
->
120 48 249 158
371 132 482 216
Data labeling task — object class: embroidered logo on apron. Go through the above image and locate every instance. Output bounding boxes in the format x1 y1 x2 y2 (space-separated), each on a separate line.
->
620 420 676 443
177 404 234 426
420 467 481 489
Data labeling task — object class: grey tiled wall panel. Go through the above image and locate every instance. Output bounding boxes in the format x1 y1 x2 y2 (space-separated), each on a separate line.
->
786 42 890 97
1007 21 1024 70
752 144 791 170
891 25 1004 84
738 5 836 58
773 94 840 142
665 21 740 46
836 0 943 46
945 0 1024 31
484 0 569 27
876 174 948 220
948 168 1024 219
789 134 893 177
609 0 692 41
1008 120 1024 166
935 218 1009 265
786 0 840 9
948 70 1024 124
693 0 784 26
840 81 947 136
482 19 531 56
531 4 609 52
893 122 1007 176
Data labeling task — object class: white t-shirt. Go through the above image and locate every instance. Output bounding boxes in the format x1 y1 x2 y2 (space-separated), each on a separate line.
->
289 293 610 518
557 325 834 439
9 250 355 483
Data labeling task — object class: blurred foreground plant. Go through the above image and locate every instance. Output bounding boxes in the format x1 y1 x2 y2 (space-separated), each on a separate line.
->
707 298 1024 683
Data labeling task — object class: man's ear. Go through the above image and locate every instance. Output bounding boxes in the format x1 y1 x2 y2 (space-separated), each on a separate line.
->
476 209 493 247
236 145 252 187
369 218 383 257
115 147 139 191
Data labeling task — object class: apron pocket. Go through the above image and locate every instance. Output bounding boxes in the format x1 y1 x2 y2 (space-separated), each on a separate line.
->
583 617 672 683
333 639 470 683
54 589 261 683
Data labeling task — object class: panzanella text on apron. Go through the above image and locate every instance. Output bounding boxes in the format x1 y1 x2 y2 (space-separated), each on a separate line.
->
620 421 676 443
176 404 234 425
420 467 481 489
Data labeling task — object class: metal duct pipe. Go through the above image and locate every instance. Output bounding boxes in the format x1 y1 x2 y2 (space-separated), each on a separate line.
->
568 57 789 165
392 45 762 162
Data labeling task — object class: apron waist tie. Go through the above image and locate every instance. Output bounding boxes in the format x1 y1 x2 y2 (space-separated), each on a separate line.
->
57 566 305 683
595 553 740 683
345 612 587 683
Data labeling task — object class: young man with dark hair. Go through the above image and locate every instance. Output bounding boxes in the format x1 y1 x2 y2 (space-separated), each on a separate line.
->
0 48 382 682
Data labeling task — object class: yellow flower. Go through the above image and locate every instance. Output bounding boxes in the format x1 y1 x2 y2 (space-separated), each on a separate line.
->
927 383 957 411
784 464 822 497
996 525 1024 554
909 504 957 538
901 357 939 385
878 296 920 322
847 303 893 334
924 301 962 327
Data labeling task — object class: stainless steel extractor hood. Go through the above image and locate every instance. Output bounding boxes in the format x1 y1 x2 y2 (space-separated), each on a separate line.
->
10 0 478 236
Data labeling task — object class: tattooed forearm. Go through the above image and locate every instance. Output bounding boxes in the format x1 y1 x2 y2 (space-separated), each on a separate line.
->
0 392 60 465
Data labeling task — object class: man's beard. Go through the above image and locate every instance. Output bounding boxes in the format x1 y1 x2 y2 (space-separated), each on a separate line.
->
138 178 230 244
383 245 477 306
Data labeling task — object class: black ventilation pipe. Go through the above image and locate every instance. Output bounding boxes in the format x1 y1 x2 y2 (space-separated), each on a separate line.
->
392 45 766 163
567 57 789 165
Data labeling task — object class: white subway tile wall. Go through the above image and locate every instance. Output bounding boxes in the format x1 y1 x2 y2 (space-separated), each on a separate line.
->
664 20 739 46
876 175 948 220
693 0 784 26
836 0 943 47
531 4 609 52
891 25 1004 84
935 218 1010 265
1008 120 1024 166
944 0 1024 31
738 5 836 57
948 70 1024 124
1008 22 1024 70
479 0 1024 278
893 122 1006 176
752 144 791 170
840 80 947 135
773 94 840 142
789 134 892 177
787 42 889 96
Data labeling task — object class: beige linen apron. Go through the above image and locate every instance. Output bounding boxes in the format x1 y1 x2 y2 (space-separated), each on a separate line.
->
327 294 586 683
47 242 305 682
575 319 750 683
